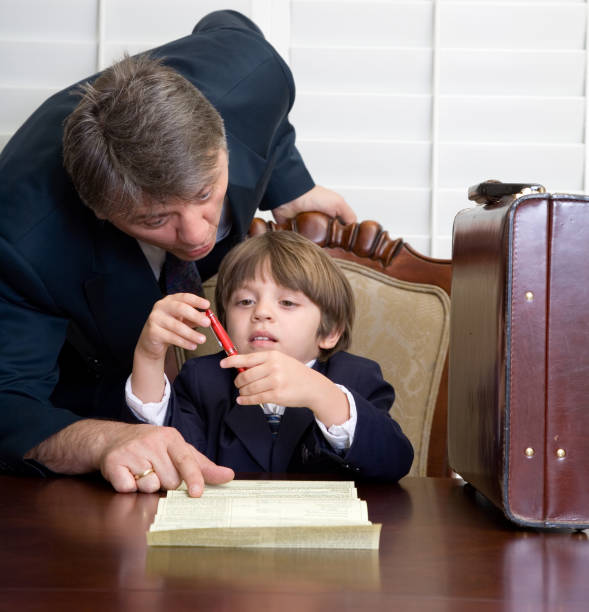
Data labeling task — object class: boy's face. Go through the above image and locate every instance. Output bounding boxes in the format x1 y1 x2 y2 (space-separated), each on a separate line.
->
225 267 341 364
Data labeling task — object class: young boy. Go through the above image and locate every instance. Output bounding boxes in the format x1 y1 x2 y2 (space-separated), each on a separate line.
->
126 232 413 481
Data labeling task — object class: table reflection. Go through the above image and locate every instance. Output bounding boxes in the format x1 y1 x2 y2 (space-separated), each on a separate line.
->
36 476 160 545
147 546 380 591
502 530 589 609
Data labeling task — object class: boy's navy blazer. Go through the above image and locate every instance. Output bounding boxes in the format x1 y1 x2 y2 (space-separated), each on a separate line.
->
0 11 314 473
165 351 414 482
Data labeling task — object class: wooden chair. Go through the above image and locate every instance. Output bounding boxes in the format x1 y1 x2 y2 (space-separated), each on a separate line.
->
182 212 452 477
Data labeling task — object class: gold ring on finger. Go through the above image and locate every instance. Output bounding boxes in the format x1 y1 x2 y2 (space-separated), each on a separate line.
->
134 467 156 480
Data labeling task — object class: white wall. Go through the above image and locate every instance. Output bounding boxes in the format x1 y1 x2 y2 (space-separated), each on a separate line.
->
1 0 587 257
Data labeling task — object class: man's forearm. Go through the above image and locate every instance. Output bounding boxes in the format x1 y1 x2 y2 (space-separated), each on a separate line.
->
24 419 129 474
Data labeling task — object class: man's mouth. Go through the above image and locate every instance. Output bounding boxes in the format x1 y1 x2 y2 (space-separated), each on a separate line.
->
184 242 214 259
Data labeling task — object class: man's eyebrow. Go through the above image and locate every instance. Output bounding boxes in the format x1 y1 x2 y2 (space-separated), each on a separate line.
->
131 211 168 222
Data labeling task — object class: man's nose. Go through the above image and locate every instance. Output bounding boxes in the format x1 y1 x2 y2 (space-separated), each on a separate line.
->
178 208 208 245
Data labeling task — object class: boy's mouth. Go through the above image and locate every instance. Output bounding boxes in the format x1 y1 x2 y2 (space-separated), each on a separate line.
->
249 332 277 344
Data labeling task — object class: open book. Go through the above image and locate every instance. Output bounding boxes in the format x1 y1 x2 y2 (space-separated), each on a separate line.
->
147 480 381 549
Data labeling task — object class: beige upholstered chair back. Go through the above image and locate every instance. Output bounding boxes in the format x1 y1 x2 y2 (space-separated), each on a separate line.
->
336 260 449 476
178 212 452 476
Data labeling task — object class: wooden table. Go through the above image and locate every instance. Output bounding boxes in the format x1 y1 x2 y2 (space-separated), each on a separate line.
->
1 475 587 610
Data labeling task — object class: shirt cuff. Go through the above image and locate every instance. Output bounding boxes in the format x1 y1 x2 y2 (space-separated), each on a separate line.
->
314 384 357 451
125 375 171 426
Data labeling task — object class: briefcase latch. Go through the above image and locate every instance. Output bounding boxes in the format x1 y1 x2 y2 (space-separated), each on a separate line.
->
468 180 546 205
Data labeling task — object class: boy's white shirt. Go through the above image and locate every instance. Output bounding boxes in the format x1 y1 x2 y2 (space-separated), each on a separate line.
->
125 360 358 450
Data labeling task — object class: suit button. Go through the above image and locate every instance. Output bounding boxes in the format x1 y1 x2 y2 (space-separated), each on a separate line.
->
87 357 103 379
301 447 310 463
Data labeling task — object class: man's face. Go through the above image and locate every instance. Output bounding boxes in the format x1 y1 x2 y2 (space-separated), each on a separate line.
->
107 149 229 261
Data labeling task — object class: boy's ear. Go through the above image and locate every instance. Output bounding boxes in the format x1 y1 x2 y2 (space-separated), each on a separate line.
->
318 327 342 350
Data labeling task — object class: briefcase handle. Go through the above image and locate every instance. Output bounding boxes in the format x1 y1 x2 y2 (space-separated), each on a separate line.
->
468 180 546 205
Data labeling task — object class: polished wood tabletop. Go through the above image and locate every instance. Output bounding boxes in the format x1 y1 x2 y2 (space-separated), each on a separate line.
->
1 474 587 611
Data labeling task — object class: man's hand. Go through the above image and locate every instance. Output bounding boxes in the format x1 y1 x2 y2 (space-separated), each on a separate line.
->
25 420 234 497
272 185 357 225
98 422 233 496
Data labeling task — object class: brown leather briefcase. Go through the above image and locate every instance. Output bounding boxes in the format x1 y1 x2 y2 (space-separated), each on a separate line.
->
448 180 589 528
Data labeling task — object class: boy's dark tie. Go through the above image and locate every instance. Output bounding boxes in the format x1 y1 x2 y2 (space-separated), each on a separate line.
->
265 413 281 437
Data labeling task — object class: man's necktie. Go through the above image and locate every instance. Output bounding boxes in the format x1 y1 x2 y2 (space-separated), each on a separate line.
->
161 252 203 297
160 253 204 381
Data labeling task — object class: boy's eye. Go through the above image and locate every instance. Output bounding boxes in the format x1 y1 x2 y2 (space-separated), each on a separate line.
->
280 300 297 307
198 189 212 201
236 298 254 306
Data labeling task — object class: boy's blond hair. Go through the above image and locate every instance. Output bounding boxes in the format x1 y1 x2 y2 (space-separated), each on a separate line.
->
215 231 355 360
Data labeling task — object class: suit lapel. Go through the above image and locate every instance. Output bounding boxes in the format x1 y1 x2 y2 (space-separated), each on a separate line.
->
224 359 327 472
224 403 274 471
84 221 161 369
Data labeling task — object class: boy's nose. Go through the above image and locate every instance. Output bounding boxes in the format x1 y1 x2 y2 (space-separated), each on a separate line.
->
252 302 273 320
253 311 271 321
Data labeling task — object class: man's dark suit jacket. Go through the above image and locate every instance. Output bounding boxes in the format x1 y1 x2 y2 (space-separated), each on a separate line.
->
164 351 414 482
0 10 315 474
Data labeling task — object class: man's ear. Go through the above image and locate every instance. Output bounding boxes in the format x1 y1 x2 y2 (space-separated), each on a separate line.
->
318 327 342 350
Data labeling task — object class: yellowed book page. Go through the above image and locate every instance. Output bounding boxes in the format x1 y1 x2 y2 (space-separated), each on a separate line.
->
147 524 382 550
175 480 357 498
150 496 369 529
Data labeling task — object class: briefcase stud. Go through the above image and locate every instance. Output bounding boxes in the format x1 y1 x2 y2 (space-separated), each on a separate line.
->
525 291 534 302
556 448 566 459
524 447 535 458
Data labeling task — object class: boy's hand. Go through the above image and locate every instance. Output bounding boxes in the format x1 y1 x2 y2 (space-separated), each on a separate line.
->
131 293 210 404
135 293 211 362
221 351 350 427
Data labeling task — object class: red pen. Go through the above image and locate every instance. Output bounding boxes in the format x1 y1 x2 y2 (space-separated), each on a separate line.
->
205 309 245 372
205 309 264 410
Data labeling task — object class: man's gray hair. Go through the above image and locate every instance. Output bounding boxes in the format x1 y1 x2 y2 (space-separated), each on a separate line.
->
63 53 226 218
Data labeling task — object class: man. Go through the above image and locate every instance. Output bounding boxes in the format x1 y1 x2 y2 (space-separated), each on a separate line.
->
0 10 355 495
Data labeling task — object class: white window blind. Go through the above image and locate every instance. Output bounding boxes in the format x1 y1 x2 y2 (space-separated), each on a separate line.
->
1 0 587 257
